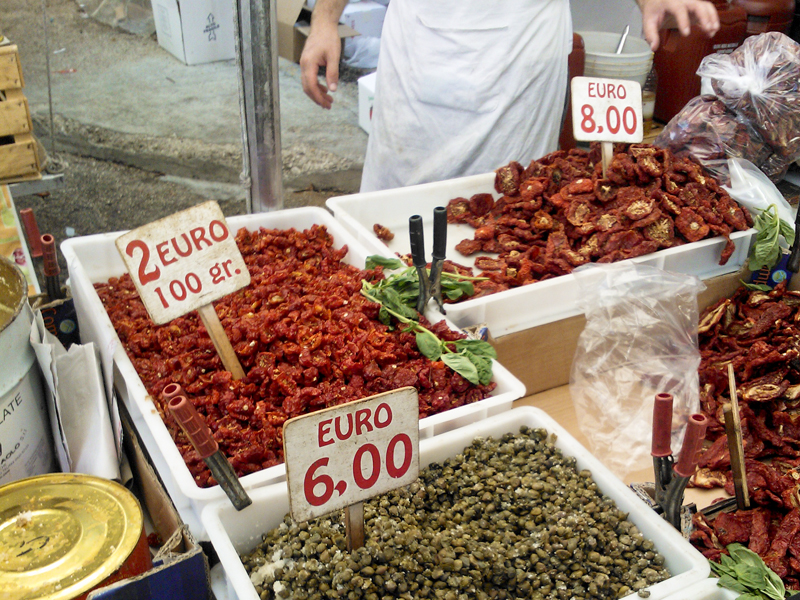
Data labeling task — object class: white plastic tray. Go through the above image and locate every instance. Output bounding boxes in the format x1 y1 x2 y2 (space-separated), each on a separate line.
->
202 406 711 600
61 207 525 540
327 173 756 337
664 578 737 600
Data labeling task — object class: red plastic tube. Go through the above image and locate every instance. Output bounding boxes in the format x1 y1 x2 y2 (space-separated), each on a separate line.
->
167 395 218 460
651 393 673 458
674 413 709 478
19 208 43 257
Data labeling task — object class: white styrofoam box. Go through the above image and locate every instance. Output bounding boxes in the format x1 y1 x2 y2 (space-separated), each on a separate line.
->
152 0 235 65
202 406 710 600
664 578 737 600
340 0 387 38
358 71 377 134
61 207 525 541
327 173 757 337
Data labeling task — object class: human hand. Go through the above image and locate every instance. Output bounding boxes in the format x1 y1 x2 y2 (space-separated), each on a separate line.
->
638 0 720 51
300 22 342 109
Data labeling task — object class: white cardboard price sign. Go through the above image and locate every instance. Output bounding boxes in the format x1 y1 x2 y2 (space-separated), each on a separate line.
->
570 76 644 144
284 387 420 523
115 201 250 325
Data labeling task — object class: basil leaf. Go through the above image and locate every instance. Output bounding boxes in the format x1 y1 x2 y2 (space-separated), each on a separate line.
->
741 281 773 292
442 353 480 385
454 339 498 359
716 574 750 594
779 218 795 243
378 306 392 327
416 331 442 361
465 351 494 385
366 255 406 270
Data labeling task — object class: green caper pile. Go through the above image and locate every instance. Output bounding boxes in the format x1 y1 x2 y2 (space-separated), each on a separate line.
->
241 427 670 600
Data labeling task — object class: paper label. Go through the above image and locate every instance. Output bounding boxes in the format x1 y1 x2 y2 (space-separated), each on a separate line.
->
284 387 420 522
115 201 250 324
571 76 644 144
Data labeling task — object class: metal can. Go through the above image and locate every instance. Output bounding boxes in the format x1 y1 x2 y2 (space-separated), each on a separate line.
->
0 255 55 485
0 473 153 600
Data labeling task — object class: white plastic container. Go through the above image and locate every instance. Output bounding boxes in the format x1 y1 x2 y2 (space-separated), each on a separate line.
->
203 406 711 600
664 578 738 599
578 30 654 86
327 174 756 338
61 207 525 540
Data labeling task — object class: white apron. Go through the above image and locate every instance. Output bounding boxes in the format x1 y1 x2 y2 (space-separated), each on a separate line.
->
360 0 573 192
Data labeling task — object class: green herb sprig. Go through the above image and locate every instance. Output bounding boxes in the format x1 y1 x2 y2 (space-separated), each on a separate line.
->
711 543 786 600
365 255 481 304
748 204 795 273
361 257 496 385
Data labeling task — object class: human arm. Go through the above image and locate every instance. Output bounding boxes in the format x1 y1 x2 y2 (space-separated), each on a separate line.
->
636 0 720 51
300 0 350 109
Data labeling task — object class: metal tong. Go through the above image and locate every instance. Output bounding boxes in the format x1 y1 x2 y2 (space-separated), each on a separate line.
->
651 393 708 530
409 207 447 314
162 383 252 510
786 208 800 280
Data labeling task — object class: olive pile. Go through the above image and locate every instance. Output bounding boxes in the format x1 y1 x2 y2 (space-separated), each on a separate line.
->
241 427 670 600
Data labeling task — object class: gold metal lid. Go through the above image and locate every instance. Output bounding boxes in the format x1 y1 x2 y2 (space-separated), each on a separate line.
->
0 473 145 600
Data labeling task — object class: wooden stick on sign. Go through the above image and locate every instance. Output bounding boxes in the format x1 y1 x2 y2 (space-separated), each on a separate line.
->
345 502 365 551
601 141 613 179
725 363 750 509
197 303 245 380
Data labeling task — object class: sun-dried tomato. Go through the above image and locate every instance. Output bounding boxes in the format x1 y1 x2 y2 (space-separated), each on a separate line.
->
373 223 394 242
675 208 710 242
494 161 523 196
95 225 496 488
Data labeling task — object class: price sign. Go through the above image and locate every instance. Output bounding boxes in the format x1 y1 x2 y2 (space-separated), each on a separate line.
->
115 201 250 325
284 387 420 523
570 76 644 143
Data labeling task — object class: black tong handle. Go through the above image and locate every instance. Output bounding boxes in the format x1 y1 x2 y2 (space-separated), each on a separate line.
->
787 209 800 274
409 215 426 269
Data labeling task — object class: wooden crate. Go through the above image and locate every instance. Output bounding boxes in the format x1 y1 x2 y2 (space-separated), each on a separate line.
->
0 45 24 91
0 88 32 137
0 132 41 182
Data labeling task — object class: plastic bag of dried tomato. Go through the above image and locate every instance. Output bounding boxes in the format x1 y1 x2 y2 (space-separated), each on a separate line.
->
697 32 800 169
569 262 706 479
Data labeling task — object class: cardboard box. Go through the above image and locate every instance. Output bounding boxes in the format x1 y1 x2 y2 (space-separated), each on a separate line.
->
152 0 235 66
357 71 376 134
340 0 387 38
278 0 358 63
494 267 750 396
87 401 211 600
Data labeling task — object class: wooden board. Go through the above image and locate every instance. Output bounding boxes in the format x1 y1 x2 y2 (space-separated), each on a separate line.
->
0 45 24 91
0 132 41 181
0 88 32 137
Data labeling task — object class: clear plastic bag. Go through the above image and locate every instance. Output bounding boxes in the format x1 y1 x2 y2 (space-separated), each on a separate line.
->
653 95 779 183
724 157 795 229
697 32 800 163
569 262 706 479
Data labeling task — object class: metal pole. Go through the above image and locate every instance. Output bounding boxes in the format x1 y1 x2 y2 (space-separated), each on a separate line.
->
234 0 283 213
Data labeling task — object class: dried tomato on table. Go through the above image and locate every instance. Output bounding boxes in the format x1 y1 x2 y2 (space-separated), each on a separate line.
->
440 144 751 303
690 283 800 589
95 225 496 489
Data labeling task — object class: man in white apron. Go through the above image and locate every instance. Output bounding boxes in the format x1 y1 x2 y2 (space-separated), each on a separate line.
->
301 0 720 192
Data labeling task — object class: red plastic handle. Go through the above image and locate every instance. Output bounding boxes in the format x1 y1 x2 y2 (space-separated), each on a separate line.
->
161 383 185 401
20 209 43 257
652 393 674 457
674 413 708 478
167 395 219 459
41 234 60 277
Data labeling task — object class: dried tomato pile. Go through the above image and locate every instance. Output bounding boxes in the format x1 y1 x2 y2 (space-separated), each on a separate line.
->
446 144 751 299
95 225 496 488
690 283 800 585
